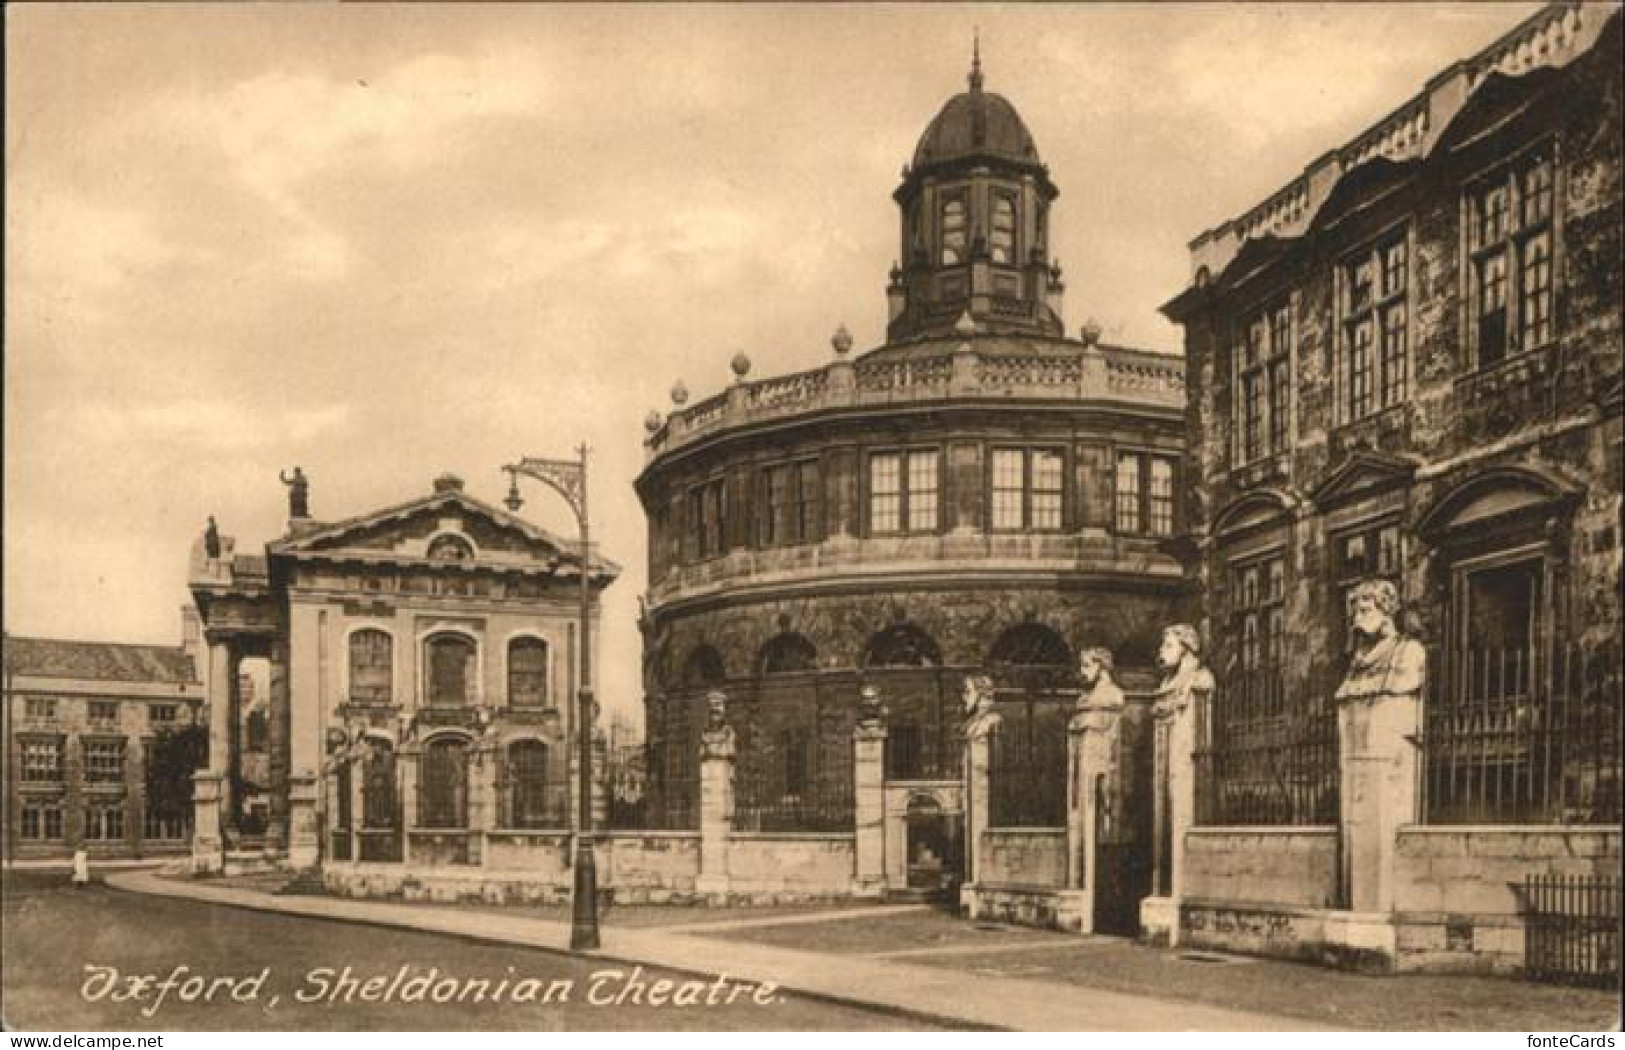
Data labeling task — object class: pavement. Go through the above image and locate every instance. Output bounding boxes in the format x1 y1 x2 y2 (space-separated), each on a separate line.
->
105 870 1334 1031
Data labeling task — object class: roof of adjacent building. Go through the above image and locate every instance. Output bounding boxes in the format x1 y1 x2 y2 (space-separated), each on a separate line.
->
3 636 197 684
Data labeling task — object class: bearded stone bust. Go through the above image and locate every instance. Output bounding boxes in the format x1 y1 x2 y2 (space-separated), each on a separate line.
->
1335 580 1426 704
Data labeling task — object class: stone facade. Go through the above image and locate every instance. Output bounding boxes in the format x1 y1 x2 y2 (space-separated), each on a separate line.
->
635 54 1188 905
3 626 202 861
187 472 617 877
1161 3 1622 972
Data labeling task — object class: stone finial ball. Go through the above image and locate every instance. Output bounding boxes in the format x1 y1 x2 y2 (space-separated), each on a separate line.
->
831 324 854 356
1080 319 1104 347
670 380 689 406
643 410 663 434
731 351 752 378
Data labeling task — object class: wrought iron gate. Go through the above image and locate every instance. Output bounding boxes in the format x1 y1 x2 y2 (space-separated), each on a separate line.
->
1094 700 1154 935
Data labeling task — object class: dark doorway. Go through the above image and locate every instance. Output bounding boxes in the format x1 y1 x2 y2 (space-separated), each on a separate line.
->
1094 704 1154 936
904 794 962 897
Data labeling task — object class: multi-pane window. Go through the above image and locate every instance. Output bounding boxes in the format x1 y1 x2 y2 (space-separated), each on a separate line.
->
1341 234 1408 421
20 797 63 840
420 737 469 829
19 736 63 782
1467 148 1555 369
688 479 727 559
23 697 56 719
1235 302 1292 463
1232 554 1286 674
1115 452 1177 537
991 194 1017 264
504 740 561 828
88 701 119 725
508 637 549 709
869 450 939 535
349 628 393 705
761 460 821 547
991 448 1064 531
83 739 126 783
426 634 475 707
144 808 188 840
85 799 125 841
148 704 178 726
940 195 967 265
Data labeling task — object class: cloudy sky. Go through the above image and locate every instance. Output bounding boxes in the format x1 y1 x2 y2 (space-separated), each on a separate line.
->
6 2 1544 715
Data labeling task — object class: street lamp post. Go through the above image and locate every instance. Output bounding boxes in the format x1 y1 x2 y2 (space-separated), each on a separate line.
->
503 445 599 951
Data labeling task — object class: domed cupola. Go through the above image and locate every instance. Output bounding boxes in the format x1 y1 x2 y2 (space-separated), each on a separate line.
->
886 40 1065 343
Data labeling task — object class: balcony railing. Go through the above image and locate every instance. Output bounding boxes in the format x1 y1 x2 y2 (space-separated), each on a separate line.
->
646 342 1184 460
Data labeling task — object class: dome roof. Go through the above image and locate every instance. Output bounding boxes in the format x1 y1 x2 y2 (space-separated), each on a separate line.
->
911 61 1041 170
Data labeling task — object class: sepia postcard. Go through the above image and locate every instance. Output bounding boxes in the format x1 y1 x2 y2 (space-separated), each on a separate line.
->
3 1 1621 1036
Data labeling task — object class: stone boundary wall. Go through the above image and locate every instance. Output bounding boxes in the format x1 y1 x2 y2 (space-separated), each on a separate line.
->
1392 826 1621 974
978 828 1066 888
322 830 862 905
1184 827 1339 909
726 832 855 897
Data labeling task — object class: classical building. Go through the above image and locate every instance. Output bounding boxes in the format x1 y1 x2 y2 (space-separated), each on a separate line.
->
3 622 203 862
186 471 617 890
634 52 1186 907
1161 3 1620 974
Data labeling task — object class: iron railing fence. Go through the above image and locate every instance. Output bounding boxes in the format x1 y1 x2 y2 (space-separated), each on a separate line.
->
988 692 1070 828
1523 873 1620 988
1194 667 1340 826
1423 642 1621 825
733 672 856 833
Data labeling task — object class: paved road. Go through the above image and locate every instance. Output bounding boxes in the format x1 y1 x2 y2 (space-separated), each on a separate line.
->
0 872 939 1031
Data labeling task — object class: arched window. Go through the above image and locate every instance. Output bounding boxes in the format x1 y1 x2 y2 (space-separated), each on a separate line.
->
862 624 941 668
988 623 1073 690
361 739 397 830
681 645 726 688
991 195 1016 264
503 740 561 829
349 629 393 705
426 633 475 707
420 737 469 828
508 637 548 709
940 196 967 265
758 633 817 676
427 534 474 562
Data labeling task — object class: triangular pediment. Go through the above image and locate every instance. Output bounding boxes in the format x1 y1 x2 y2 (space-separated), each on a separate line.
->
1310 451 1418 510
268 488 617 579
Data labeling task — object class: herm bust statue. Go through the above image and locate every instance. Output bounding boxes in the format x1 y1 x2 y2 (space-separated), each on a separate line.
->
1335 579 1426 704
700 688 736 760
962 674 1002 741
1152 624 1214 721
1072 646 1124 731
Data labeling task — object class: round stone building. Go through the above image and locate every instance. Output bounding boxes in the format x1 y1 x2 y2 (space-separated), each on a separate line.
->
634 57 1188 891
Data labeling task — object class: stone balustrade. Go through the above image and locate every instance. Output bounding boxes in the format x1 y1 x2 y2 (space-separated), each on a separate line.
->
646 340 1184 461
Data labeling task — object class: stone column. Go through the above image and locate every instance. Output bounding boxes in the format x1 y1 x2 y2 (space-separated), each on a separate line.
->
205 639 235 828
1339 694 1421 912
1068 702 1122 913
266 635 290 855
962 725 994 890
286 773 319 868
852 686 887 898
696 690 735 898
399 744 419 865
190 771 224 873
1142 637 1211 948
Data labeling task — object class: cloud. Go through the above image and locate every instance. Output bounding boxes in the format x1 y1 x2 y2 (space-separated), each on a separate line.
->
50 398 354 454
144 46 553 280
